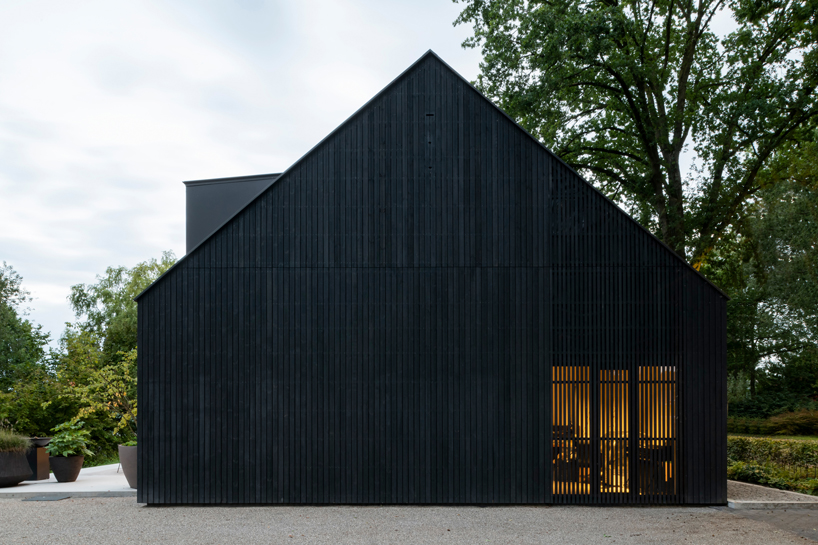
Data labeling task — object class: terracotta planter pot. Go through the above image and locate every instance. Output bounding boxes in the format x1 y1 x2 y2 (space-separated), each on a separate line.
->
118 445 137 488
49 455 84 483
0 450 33 487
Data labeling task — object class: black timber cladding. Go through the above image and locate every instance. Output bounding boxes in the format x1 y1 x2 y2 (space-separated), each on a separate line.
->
137 51 727 504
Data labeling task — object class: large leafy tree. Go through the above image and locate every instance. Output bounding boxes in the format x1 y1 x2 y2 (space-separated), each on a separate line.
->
0 262 65 436
454 0 818 262
0 262 48 393
44 252 176 452
701 126 818 413
67 250 176 365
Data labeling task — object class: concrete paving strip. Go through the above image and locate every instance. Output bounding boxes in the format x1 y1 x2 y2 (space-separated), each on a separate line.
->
0 463 136 499
727 480 818 510
728 500 818 510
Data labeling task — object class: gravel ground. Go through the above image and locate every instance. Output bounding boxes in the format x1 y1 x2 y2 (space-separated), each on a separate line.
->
728 480 818 502
0 498 809 545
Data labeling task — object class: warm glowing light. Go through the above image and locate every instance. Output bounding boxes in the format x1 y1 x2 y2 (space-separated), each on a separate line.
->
552 365 677 497
600 370 629 494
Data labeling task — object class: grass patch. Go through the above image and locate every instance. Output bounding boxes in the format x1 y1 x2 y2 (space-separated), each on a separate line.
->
730 433 818 442
0 430 31 452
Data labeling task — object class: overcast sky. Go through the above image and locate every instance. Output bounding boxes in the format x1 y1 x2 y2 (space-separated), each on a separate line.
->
0 0 483 345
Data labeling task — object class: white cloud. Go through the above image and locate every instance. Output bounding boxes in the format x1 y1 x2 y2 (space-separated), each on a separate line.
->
0 0 481 345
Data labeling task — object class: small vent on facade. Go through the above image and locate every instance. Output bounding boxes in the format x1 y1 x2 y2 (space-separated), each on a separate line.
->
426 112 435 116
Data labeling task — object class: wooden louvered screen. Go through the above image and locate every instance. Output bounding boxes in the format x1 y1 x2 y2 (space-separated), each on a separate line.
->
600 369 630 496
551 366 591 499
637 366 676 498
552 365 677 503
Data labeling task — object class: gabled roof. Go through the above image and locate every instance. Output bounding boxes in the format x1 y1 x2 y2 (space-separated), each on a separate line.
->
136 50 727 301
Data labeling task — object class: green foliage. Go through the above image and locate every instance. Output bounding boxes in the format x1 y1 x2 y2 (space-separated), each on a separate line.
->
768 410 818 436
730 386 818 419
68 251 175 365
41 252 175 455
728 409 818 435
728 417 776 435
0 263 62 437
454 0 818 261
45 421 93 458
0 429 30 452
0 261 31 309
0 253 173 459
727 436 818 495
46 328 127 455
726 461 818 495
0 366 76 437
727 371 751 406
82 452 120 468
457 0 818 415
62 348 138 438
709 136 818 408
727 436 818 466
0 262 49 394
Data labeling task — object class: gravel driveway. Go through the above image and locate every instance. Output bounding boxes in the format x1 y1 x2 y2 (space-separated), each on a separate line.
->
0 498 809 545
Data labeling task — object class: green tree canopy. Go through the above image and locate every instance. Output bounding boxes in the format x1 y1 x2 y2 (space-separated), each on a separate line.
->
67 250 176 363
0 262 48 393
701 125 818 414
0 262 60 436
454 0 818 262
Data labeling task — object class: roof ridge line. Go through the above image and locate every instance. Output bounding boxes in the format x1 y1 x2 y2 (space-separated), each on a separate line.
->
135 50 441 301
136 49 727 301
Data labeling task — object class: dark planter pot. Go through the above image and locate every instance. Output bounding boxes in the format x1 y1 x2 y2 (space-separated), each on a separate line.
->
29 437 51 448
118 445 137 488
0 450 33 487
26 446 50 480
49 455 84 483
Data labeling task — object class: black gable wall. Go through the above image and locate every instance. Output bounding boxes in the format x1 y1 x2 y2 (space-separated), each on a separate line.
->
137 53 726 504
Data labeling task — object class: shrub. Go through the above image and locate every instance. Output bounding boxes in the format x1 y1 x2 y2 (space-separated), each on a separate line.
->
727 460 818 495
727 409 818 436
0 429 30 452
727 417 775 435
727 436 818 467
767 409 818 436
727 461 771 485
727 437 818 495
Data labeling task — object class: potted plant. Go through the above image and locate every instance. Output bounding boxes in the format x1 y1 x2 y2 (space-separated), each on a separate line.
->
75 349 139 488
118 440 137 488
45 421 93 483
49 348 139 488
0 429 32 487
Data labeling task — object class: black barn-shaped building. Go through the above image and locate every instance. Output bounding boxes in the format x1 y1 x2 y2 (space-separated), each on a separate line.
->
136 51 726 505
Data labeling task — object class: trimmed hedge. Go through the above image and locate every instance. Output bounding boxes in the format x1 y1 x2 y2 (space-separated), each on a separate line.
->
727 436 818 495
727 436 818 466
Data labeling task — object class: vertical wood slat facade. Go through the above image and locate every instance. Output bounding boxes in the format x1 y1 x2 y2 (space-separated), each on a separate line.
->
136 51 727 505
